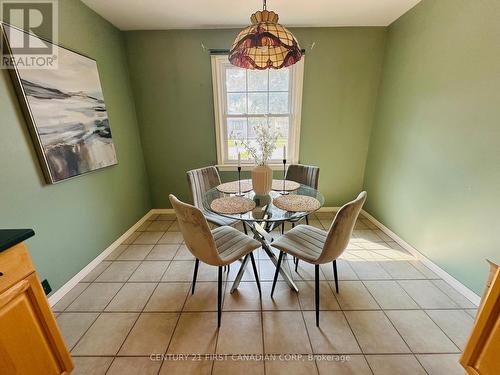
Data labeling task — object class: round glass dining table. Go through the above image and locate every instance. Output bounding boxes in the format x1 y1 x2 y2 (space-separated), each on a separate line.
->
203 183 325 292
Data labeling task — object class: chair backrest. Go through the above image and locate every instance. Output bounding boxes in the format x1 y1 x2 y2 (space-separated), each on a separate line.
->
169 194 222 266
186 166 222 208
317 191 367 263
285 164 320 189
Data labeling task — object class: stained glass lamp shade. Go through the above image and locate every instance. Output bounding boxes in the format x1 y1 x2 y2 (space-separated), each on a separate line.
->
229 9 302 70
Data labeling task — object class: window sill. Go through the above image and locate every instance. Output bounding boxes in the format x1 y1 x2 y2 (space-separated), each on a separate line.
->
216 164 291 172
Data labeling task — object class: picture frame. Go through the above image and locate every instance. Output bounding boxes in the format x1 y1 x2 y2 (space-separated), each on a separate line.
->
1 23 118 184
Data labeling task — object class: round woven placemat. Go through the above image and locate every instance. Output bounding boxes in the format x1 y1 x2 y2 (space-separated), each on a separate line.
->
216 179 253 194
210 197 256 214
273 195 321 212
271 179 300 191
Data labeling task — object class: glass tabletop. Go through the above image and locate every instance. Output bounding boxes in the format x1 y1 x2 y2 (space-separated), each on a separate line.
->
202 183 325 223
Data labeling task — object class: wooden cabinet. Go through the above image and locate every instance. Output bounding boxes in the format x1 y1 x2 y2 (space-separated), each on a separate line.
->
0 242 73 375
461 264 500 374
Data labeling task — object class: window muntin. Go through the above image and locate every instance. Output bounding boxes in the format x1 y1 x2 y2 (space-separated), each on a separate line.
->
212 55 303 166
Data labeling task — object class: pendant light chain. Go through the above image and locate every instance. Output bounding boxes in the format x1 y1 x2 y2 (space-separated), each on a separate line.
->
263 0 267 11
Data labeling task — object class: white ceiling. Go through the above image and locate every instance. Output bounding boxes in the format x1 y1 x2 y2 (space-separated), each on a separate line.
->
82 0 422 30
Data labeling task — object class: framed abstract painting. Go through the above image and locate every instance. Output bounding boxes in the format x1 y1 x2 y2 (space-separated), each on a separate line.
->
1 23 117 184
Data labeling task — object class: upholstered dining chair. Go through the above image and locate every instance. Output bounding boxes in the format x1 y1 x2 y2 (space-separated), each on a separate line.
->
285 164 320 225
271 191 367 327
187 166 248 234
187 166 250 274
283 164 320 269
169 194 261 327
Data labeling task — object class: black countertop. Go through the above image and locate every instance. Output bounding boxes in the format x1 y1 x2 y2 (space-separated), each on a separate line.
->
0 229 35 253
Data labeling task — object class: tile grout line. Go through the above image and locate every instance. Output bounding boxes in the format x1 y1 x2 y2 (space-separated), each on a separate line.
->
257 252 266 375
355 304 429 374
64 254 144 353
210 269 230 375
53 282 91 313
421 309 462 353
322 273 375 375
289 255 319 374
153 223 240 374
104 282 161 374
61 215 467 373
67 276 134 362
350 254 427 371
107 244 131 260
62 305 475 314
346 226 463 362
111 237 176 361
80 261 113 282
146 225 192 375
356 257 436 370
68 350 464 358
430 279 477 309
394 279 460 309
413 354 431 375
100 254 157 372
64 313 100 353
73 230 163 373
355 280 431 372
134 231 189 374
341 310 375 375
156 279 191 375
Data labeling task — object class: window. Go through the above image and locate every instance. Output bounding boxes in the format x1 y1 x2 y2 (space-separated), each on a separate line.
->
211 54 304 168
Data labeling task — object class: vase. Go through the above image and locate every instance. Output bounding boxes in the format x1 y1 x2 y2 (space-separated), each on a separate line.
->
251 164 273 195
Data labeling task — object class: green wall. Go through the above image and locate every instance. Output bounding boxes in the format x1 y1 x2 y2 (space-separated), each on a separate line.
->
2 0 494 297
363 0 500 294
124 28 386 207
0 0 151 291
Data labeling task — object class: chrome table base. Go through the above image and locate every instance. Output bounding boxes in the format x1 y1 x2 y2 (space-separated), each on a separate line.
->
230 220 298 293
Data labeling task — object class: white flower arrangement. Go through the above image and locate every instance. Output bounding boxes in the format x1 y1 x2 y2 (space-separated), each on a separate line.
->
234 120 281 166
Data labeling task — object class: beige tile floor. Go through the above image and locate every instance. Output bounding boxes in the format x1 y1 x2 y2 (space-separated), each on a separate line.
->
52 212 476 375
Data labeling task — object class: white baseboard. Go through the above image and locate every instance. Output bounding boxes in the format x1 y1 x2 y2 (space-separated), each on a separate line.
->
361 209 480 306
48 209 156 306
48 205 480 308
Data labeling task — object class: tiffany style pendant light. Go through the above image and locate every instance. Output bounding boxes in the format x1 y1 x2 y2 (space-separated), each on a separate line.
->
229 0 302 70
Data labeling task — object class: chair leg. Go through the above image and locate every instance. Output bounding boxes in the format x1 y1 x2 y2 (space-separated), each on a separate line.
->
249 253 261 296
243 222 248 235
305 215 309 225
333 260 339 293
295 257 299 272
227 264 230 273
315 264 320 327
291 222 295 228
192 258 200 295
271 251 284 297
281 222 284 235
218 266 223 328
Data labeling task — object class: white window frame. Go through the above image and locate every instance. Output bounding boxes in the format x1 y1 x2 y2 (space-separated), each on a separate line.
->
211 54 304 171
